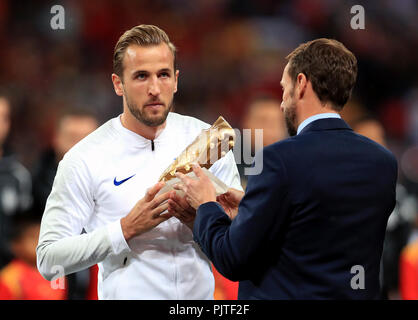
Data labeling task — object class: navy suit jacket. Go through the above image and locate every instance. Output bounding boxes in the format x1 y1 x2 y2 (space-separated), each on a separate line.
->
193 118 397 299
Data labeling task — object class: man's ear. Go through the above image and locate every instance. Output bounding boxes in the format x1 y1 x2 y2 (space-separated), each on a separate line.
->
174 70 179 93
111 73 124 96
296 73 307 99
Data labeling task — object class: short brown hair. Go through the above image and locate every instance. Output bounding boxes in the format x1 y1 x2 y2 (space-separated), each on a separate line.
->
286 38 357 111
113 24 177 79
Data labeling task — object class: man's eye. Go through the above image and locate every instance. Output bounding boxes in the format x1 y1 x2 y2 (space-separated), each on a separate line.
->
159 72 170 78
136 73 146 79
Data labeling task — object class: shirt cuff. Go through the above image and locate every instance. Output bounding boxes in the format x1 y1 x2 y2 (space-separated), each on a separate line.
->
107 219 131 254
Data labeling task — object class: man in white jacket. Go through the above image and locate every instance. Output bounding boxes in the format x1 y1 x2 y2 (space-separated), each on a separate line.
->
36 25 242 300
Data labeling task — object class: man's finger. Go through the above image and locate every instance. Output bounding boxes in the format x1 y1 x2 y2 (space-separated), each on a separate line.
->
173 183 186 193
150 191 171 209
168 199 183 214
192 164 205 179
153 211 173 225
175 172 191 185
159 211 173 220
152 202 169 218
170 192 194 213
169 203 194 222
216 197 227 209
145 181 165 202
170 188 181 195
225 188 245 202
167 205 183 220
168 201 187 222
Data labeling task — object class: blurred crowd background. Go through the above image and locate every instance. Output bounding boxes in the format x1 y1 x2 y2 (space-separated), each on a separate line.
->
0 0 417 300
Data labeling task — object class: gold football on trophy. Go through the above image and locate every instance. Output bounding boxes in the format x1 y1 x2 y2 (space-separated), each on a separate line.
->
159 116 235 182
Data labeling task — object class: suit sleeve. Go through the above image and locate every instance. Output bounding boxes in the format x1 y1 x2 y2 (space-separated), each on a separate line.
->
193 146 289 281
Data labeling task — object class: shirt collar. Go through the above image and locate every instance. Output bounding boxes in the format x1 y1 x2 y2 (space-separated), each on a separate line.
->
112 113 172 146
297 113 341 135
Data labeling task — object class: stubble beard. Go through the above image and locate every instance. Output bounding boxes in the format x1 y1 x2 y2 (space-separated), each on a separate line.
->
126 95 173 127
284 89 297 137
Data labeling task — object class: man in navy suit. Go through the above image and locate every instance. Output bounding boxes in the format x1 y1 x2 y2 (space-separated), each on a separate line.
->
169 38 398 299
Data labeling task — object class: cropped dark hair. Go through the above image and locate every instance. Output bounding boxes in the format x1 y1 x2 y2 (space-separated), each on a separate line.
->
286 38 357 111
113 24 177 79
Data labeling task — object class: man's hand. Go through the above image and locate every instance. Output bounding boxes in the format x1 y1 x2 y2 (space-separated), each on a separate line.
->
121 182 172 241
174 164 216 210
167 191 196 230
216 188 244 220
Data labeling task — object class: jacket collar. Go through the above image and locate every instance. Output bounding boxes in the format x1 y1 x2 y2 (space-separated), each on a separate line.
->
298 118 353 135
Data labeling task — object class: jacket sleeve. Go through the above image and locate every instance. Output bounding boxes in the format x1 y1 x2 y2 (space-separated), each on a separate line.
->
36 156 130 281
193 146 289 281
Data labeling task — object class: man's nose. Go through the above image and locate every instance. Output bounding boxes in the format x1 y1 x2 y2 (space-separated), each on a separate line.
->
148 76 161 96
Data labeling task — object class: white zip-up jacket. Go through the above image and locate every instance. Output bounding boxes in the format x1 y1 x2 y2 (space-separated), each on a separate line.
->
36 112 242 299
